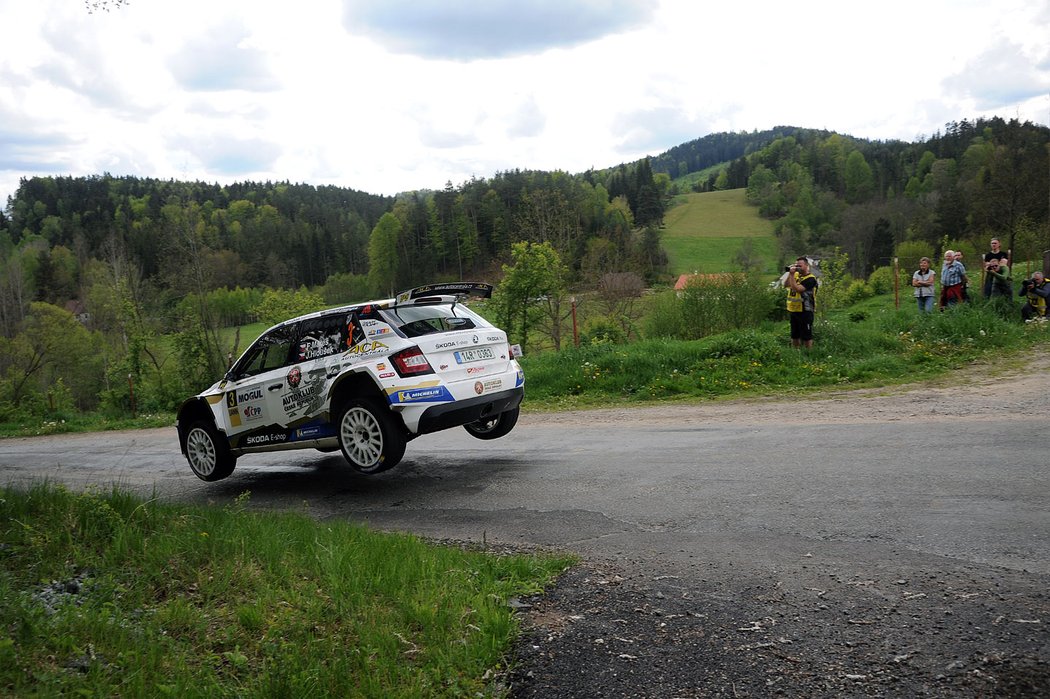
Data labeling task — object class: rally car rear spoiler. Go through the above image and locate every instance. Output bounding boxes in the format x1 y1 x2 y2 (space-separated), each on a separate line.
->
394 282 493 306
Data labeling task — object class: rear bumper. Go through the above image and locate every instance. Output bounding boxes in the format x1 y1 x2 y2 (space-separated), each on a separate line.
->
414 387 524 436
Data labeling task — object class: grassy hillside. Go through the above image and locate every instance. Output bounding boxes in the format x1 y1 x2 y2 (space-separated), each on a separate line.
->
668 163 723 192
661 189 779 276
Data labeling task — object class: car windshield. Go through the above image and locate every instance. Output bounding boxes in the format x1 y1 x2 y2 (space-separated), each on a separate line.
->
383 304 487 338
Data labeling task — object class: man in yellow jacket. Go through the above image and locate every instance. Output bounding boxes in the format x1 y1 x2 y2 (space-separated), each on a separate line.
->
783 256 817 348
1020 270 1050 321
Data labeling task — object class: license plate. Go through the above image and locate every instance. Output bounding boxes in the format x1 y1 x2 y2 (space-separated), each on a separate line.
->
454 347 495 364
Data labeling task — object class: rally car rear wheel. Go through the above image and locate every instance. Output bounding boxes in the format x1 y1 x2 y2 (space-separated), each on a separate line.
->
464 407 519 440
184 420 237 481
337 399 406 474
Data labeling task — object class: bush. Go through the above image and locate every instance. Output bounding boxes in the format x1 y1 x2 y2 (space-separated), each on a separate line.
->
646 273 778 341
868 266 908 295
894 241 935 272
642 291 684 339
844 280 874 305
579 317 626 346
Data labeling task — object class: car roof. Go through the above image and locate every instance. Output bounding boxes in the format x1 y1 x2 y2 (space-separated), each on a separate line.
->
261 282 494 334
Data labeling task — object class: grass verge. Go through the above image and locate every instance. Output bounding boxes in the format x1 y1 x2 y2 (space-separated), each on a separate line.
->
0 412 174 439
519 298 1050 410
0 485 574 697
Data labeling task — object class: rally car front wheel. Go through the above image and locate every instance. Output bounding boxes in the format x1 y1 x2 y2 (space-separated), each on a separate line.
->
184 420 237 481
337 399 406 474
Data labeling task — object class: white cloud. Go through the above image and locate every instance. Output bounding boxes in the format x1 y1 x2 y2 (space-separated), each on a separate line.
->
506 95 546 139
944 39 1050 110
341 0 658 60
0 0 1048 207
168 19 280 92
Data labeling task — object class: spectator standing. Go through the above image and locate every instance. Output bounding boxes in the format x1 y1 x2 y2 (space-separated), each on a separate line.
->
783 256 817 349
982 238 1010 299
987 257 1013 300
912 257 936 312
940 250 968 309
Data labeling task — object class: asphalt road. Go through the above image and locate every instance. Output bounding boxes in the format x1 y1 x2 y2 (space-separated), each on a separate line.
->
2 399 1048 695
1 411 1046 576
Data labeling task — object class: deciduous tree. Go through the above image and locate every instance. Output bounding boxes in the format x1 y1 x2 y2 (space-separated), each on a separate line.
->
367 212 402 297
493 241 568 352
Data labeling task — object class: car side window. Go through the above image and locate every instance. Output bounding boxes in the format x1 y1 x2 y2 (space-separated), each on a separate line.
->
237 325 298 377
296 314 348 361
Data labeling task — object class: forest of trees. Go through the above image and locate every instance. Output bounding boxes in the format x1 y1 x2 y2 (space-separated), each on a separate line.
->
689 118 1049 275
0 116 1046 419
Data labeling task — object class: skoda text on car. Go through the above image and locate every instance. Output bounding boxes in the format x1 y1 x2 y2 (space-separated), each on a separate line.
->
176 282 524 481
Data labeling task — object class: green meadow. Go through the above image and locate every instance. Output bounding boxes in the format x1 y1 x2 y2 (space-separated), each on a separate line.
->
661 189 779 275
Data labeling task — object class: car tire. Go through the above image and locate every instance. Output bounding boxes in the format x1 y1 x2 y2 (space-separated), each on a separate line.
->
463 407 519 440
337 399 406 474
184 420 237 481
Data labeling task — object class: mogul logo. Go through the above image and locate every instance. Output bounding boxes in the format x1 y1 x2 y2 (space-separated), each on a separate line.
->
238 388 263 402
230 387 263 411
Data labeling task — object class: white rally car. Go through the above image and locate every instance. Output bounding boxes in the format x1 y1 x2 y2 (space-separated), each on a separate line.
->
176 282 524 481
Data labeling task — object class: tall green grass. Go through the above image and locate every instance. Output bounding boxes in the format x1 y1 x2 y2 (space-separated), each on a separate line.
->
520 299 1047 409
0 485 573 697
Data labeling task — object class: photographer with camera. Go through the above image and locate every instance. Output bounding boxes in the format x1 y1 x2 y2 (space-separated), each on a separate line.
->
782 256 817 348
1019 270 1050 321
985 256 1012 300
982 238 1009 299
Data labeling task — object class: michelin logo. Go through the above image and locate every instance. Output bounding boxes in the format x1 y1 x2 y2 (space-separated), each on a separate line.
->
393 386 453 403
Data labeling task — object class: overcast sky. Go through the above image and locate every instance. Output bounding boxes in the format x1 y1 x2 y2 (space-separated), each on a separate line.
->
2 0 1048 209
